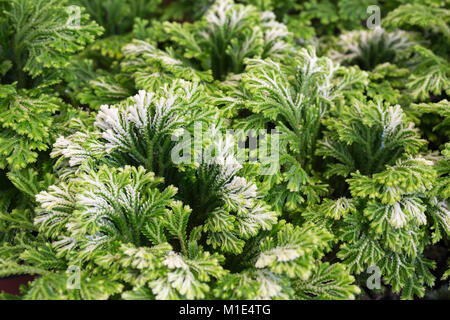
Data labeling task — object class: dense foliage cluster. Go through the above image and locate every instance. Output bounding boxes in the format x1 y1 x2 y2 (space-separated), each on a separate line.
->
0 0 448 300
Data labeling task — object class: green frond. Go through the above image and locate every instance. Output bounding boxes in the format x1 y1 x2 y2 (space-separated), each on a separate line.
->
407 46 450 100
0 84 62 169
294 262 360 300
256 223 332 279
23 271 123 300
72 0 161 36
384 4 450 41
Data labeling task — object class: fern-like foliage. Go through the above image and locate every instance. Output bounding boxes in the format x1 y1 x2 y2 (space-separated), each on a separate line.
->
122 0 292 90
412 100 450 199
161 0 214 21
0 84 60 169
312 97 449 299
71 0 161 36
7 79 358 300
318 98 426 176
382 4 450 101
406 45 450 101
293 262 359 300
0 0 102 170
245 0 384 39
49 81 277 254
330 27 413 71
0 0 103 84
384 3 450 42
328 16 450 102
218 46 367 212
1 0 447 301
214 222 359 300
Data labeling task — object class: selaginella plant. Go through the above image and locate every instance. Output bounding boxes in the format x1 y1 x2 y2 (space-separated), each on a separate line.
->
0 0 102 170
0 79 359 299
242 0 433 41
121 0 292 90
383 3 450 102
65 0 163 101
71 0 162 37
329 26 413 71
0 0 102 258
328 3 450 104
309 98 449 299
217 46 368 213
